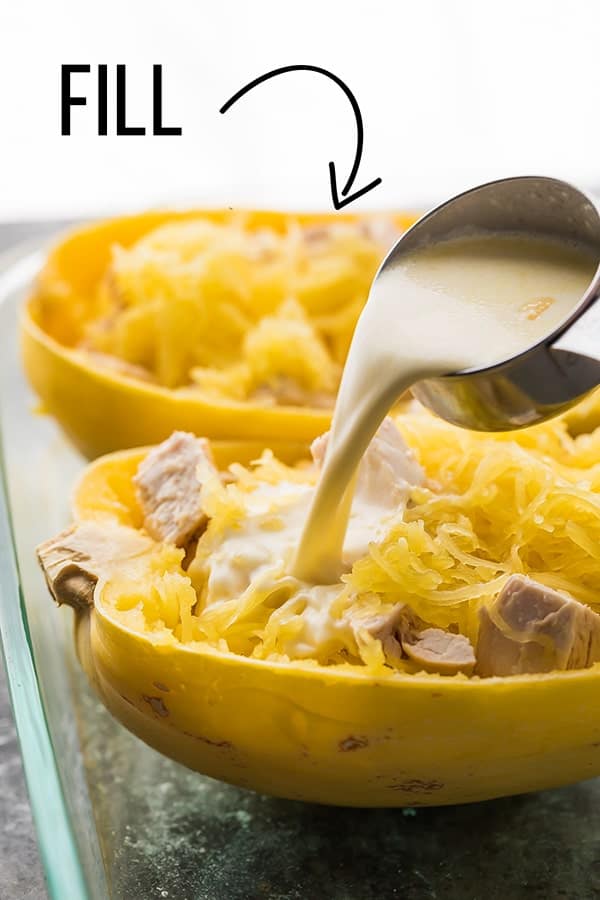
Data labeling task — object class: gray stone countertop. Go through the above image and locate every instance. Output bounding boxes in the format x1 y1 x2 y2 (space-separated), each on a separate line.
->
0 671 46 900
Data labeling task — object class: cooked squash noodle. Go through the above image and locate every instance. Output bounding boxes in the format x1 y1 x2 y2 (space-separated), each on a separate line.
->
84 216 399 399
98 410 600 670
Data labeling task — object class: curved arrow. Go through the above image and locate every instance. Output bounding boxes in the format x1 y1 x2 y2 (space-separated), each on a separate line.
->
219 65 382 210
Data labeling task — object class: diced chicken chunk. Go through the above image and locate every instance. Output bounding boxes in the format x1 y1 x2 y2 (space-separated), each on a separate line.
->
358 603 475 675
309 432 327 467
311 417 424 513
360 604 412 667
37 521 153 609
402 628 475 676
476 575 600 676
134 432 217 547
354 417 425 505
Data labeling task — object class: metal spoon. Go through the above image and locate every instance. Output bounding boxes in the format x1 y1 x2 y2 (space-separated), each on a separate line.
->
379 175 600 431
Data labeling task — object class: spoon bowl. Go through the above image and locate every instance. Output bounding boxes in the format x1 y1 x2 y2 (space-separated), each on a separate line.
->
378 176 600 430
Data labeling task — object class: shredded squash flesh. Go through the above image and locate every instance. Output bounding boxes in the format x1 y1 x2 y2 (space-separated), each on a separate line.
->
101 411 600 673
82 215 401 401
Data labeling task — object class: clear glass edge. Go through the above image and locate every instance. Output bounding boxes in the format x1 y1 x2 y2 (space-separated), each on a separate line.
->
0 246 92 900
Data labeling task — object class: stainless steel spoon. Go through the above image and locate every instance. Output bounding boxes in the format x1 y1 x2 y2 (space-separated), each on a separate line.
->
379 175 600 431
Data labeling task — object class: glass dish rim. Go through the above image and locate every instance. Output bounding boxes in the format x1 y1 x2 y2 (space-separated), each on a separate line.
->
0 243 91 900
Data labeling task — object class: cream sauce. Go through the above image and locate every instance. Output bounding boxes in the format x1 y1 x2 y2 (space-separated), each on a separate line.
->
194 474 408 658
293 234 597 583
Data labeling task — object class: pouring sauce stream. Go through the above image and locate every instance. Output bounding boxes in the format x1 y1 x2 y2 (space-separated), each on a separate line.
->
293 234 597 583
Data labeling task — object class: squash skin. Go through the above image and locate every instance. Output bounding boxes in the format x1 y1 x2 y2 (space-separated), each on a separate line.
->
22 209 416 459
69 445 600 807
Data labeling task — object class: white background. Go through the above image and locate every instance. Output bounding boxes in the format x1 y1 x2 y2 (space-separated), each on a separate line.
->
2 0 600 220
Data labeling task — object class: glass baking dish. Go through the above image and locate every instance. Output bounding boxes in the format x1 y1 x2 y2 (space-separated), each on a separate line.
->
2 240 600 900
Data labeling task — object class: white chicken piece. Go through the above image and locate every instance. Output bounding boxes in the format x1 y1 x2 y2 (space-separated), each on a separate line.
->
311 418 425 567
311 416 424 513
402 627 475 676
359 603 475 675
477 574 600 676
134 431 217 547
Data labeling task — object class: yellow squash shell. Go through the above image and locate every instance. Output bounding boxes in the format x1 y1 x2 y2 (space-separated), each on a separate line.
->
22 209 416 459
67 443 600 807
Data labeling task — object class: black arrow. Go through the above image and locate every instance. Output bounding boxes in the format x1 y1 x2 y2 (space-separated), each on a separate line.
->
219 65 382 210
